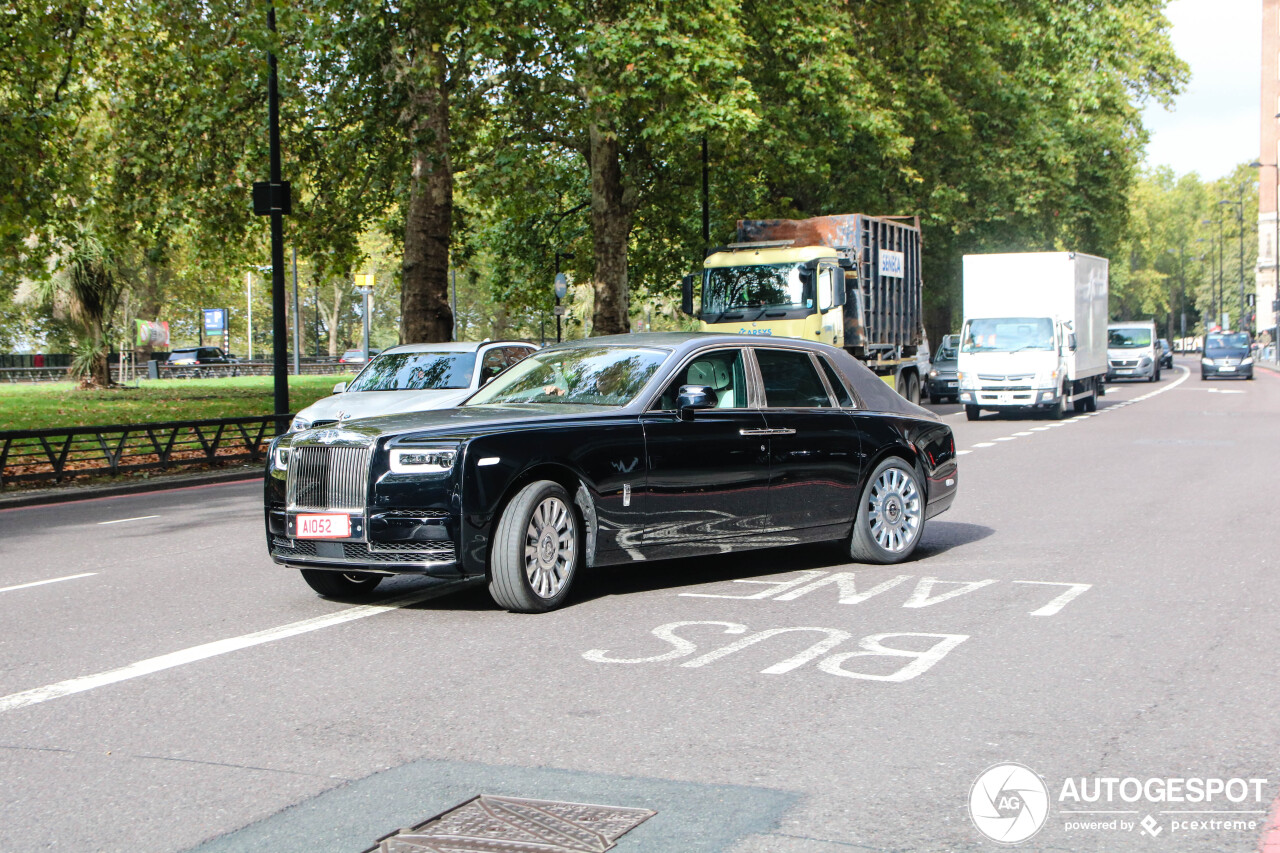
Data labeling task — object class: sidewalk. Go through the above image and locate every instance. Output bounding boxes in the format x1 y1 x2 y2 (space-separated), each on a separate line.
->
0 463 263 511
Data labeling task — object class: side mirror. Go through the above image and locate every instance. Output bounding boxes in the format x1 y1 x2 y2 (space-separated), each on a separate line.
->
333 381 347 394
680 275 696 316
676 384 716 420
1069 334 1078 352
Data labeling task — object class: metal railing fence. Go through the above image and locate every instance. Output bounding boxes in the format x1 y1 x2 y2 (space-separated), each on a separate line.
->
0 415 288 486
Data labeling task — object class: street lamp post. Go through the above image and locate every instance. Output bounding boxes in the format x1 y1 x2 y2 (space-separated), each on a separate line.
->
1219 196 1245 331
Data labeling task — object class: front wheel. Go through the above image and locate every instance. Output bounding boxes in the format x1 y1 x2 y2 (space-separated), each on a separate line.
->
849 458 926 564
300 569 382 600
488 480 580 613
1049 392 1066 420
965 405 980 421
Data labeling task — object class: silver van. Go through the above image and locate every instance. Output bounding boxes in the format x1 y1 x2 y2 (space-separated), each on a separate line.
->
1107 321 1160 382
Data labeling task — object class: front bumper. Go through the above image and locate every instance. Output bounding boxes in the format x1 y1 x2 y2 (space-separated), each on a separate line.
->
959 387 1058 409
1107 362 1155 380
1201 363 1252 378
928 377 958 396
265 507 463 577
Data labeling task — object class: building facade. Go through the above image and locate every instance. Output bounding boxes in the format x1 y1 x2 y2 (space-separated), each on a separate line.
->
1259 0 1279 342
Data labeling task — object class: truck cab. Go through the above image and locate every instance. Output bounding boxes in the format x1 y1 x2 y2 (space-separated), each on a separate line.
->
696 243 852 347
682 214 927 402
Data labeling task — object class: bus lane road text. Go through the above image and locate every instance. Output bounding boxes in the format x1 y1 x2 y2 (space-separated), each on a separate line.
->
582 570 1093 683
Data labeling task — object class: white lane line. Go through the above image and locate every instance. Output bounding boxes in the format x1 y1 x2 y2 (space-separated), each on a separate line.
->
1029 427 1051 432
0 573 97 595
956 450 972 455
994 436 1017 441
1013 431 1034 436
972 442 995 448
98 515 160 525
0 582 469 713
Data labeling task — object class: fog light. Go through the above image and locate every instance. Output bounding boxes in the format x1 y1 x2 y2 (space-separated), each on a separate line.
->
1041 391 1054 402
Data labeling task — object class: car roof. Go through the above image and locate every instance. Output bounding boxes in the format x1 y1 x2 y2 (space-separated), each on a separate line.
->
377 340 535 355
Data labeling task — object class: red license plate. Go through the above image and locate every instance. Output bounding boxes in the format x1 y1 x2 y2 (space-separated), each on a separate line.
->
296 513 351 539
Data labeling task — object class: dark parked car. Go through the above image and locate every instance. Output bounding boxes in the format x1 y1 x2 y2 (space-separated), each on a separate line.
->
1158 338 1173 369
265 334 959 612
1201 331 1253 380
340 348 382 364
166 346 233 365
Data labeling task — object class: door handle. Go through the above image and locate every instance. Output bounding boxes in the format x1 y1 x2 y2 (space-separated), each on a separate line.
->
767 428 796 435
739 428 771 436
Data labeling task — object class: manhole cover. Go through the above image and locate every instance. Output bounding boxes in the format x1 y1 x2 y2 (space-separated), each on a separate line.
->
363 794 656 853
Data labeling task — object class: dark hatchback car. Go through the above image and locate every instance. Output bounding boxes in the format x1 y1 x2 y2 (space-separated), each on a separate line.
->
1201 331 1253 380
1158 338 1173 369
927 334 960 403
167 346 234 365
265 334 958 612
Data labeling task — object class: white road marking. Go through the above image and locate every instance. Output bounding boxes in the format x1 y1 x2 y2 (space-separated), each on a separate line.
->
1013 431 1033 436
0 582 468 713
994 436 1016 441
0 573 97 595
1029 427 1051 431
972 442 995 448
97 515 160 525
956 450 972 455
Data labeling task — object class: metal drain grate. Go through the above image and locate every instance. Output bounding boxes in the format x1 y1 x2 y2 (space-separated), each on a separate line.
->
363 795 656 853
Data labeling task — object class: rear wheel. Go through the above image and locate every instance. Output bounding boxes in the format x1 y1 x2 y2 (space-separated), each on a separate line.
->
1084 388 1098 412
849 457 926 564
300 569 382 600
906 373 921 404
488 480 580 613
965 405 980 421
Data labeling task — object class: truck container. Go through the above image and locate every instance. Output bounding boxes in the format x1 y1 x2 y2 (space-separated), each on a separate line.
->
680 214 927 401
957 252 1108 420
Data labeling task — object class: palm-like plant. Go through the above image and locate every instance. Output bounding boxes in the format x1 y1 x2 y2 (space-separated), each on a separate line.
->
40 228 122 388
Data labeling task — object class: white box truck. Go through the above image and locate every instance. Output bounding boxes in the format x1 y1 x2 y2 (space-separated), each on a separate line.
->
957 252 1108 420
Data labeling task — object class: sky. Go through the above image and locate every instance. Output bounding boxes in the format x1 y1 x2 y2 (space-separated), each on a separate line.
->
1140 0 1261 180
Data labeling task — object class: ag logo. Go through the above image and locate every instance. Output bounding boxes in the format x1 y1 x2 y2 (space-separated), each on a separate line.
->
969 763 1050 844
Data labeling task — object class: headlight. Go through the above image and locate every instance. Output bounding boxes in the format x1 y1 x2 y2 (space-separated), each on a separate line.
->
1201 357 1213 366
273 445 291 469
929 370 938 378
1242 357 1254 366
290 416 311 433
390 447 457 474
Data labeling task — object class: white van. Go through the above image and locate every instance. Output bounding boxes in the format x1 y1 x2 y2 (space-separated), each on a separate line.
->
1106 321 1160 382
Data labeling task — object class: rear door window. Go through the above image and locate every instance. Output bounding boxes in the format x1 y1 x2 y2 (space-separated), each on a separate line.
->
755 349 833 408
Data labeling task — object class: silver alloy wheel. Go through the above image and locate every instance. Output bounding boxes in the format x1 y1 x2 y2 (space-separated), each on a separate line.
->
523 496 577 599
866 466 922 553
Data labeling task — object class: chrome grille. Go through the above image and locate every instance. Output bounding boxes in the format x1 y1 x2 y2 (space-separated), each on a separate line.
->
269 536 453 564
286 445 371 510
977 373 1034 382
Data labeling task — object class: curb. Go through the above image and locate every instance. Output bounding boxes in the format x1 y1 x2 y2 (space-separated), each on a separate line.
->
0 465 264 511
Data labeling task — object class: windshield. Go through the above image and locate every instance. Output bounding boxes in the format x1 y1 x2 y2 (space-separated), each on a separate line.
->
703 263 811 315
465 346 668 407
1108 328 1152 348
934 346 957 361
961 318 1055 352
1205 332 1250 352
347 352 477 392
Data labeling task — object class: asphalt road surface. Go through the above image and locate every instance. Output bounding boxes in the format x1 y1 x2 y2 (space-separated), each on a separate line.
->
1 356 1277 852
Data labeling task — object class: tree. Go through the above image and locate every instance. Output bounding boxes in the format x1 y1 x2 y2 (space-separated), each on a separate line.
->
37 227 121 387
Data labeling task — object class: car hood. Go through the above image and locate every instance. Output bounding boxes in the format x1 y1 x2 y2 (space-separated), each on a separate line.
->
296 388 474 424
932 358 957 373
289 403 624 443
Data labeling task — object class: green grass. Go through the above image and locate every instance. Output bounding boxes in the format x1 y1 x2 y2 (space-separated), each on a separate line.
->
0 375 349 432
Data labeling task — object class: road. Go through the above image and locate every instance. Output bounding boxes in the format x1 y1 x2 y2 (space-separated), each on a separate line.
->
0 357 1277 852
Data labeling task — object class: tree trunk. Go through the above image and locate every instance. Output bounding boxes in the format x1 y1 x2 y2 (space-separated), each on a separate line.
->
400 49 454 343
588 124 632 336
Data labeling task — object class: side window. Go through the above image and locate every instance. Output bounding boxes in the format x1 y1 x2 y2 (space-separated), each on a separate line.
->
652 349 748 410
479 349 507 383
818 355 855 407
756 349 833 408
504 346 534 365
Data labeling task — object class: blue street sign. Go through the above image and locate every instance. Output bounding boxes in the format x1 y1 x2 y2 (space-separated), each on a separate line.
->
203 308 226 335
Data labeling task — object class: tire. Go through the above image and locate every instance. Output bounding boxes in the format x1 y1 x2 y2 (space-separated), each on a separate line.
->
300 569 382 600
1049 391 1066 420
1201 372 1209 381
849 457 926 564
906 373 921 405
488 480 580 613
1149 366 1158 383
1084 389 1098 412
965 405 980 421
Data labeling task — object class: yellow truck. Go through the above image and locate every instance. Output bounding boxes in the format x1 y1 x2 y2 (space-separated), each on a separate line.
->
680 214 928 401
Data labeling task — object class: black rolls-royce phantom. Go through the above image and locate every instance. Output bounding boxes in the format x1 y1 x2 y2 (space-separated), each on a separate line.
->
265 333 957 612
